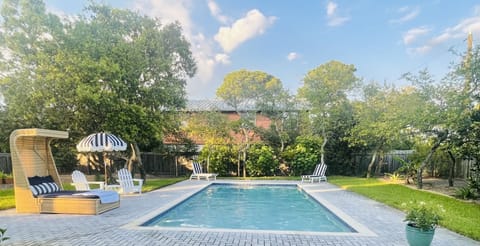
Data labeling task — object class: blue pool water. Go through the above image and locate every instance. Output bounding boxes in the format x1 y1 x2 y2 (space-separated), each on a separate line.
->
143 184 355 232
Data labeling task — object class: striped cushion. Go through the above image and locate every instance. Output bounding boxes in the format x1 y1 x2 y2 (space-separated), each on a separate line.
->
29 182 60 196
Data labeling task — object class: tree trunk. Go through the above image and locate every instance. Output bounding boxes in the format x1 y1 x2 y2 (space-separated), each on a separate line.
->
375 152 384 175
241 128 250 178
130 143 146 182
447 150 456 187
320 121 328 165
237 152 241 177
367 150 378 178
417 135 446 189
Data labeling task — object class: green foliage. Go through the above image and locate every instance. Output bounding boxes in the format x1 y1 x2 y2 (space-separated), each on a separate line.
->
403 201 443 231
385 172 401 182
246 144 278 176
395 157 418 184
0 189 14 210
198 144 238 176
0 228 9 243
0 1 196 158
455 186 477 200
282 136 322 175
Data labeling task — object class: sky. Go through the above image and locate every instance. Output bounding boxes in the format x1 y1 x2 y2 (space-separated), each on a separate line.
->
43 0 480 99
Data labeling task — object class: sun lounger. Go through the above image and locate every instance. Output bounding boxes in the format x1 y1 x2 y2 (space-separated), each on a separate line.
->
190 161 218 181
301 163 328 183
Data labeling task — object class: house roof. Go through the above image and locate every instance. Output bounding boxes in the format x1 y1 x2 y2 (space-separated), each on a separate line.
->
186 99 255 112
185 99 309 112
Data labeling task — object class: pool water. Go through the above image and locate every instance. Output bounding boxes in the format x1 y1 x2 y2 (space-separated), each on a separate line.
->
143 184 355 232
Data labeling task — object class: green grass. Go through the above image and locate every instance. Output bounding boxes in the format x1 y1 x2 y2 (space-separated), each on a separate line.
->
142 178 186 192
0 177 186 210
328 176 480 241
0 189 15 210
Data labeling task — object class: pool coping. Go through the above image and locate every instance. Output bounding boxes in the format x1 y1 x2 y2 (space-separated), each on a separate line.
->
123 180 376 237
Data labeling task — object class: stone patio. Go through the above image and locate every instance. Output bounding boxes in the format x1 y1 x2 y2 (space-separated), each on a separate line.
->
0 180 478 246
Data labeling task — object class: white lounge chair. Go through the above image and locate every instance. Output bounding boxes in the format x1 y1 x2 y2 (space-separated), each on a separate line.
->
117 168 143 194
71 170 105 191
190 162 218 181
301 163 327 183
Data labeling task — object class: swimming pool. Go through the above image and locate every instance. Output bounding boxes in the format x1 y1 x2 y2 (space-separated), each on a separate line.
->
142 183 354 233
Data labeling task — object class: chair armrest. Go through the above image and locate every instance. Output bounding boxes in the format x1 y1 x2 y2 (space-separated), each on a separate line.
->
132 179 144 186
88 181 105 190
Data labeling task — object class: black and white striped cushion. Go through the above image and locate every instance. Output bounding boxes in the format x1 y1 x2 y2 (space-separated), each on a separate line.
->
29 182 60 196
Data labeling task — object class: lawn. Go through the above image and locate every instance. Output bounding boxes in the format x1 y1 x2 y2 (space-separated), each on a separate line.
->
328 176 480 241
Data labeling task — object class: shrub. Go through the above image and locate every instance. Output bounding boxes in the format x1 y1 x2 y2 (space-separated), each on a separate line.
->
455 186 477 200
282 136 322 176
246 144 278 176
198 144 238 176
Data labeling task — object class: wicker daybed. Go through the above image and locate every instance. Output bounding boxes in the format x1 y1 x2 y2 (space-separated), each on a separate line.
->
10 128 120 215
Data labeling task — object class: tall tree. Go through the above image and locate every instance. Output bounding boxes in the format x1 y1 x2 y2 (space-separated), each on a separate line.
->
402 69 468 189
216 69 285 177
0 1 196 142
298 61 359 166
0 1 196 172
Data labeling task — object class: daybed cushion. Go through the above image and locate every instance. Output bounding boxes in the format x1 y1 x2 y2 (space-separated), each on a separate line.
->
28 175 60 196
38 190 120 204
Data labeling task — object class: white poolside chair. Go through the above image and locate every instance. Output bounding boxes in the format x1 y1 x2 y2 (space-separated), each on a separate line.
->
71 170 105 191
301 163 327 183
190 162 218 181
117 168 143 194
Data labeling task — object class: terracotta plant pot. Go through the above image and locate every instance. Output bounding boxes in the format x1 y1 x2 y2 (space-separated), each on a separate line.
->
3 177 13 184
405 223 435 246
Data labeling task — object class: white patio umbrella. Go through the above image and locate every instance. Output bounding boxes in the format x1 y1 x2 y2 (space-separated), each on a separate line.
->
76 132 128 184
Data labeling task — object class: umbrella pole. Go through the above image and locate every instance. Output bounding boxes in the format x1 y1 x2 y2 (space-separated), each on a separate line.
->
103 153 108 185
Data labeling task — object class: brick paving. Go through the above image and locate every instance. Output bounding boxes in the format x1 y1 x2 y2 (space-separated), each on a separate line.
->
0 180 478 246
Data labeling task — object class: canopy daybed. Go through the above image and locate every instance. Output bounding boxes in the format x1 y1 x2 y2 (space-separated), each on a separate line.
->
10 128 120 215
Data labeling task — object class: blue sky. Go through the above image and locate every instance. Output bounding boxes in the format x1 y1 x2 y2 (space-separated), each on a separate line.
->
43 0 480 99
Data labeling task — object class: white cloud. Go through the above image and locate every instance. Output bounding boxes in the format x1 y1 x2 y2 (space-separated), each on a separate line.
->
409 16 480 55
325 1 349 27
214 9 277 53
287 52 299 61
215 53 231 64
134 0 194 35
327 2 337 17
391 6 420 24
403 27 430 45
207 0 229 24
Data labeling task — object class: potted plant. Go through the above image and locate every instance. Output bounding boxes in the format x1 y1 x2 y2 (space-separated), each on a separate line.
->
403 201 443 246
0 171 13 184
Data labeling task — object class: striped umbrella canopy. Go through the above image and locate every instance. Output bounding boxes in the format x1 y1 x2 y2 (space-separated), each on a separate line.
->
76 132 127 184
76 132 127 152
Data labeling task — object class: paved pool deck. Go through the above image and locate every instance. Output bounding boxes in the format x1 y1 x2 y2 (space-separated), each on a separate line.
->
0 180 478 246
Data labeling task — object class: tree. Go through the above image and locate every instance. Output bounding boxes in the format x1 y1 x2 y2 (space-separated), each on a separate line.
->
182 110 231 172
0 1 196 172
298 61 359 167
216 69 285 177
402 69 468 189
